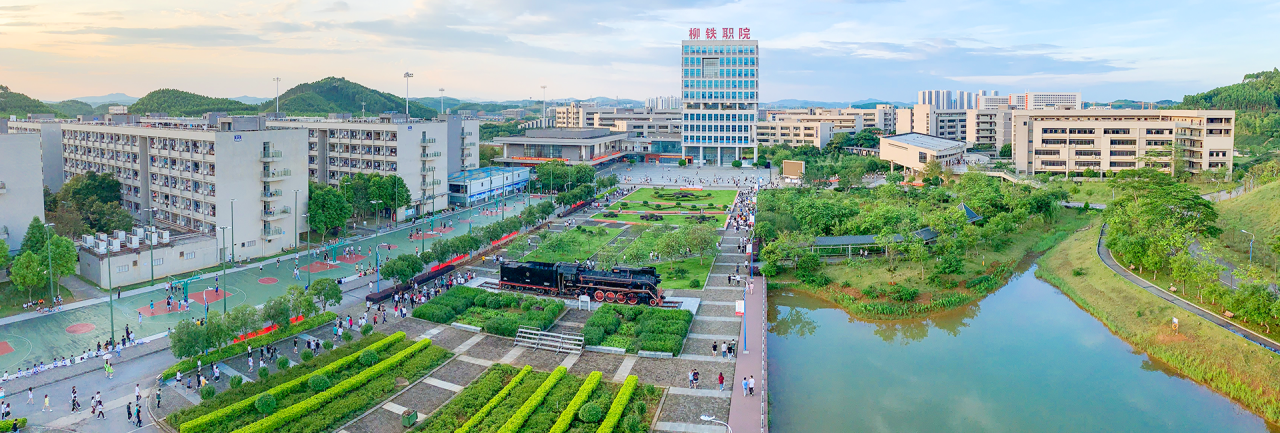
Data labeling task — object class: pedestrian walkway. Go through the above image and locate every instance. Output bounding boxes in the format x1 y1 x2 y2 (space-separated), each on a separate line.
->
1097 225 1280 354
726 274 765 433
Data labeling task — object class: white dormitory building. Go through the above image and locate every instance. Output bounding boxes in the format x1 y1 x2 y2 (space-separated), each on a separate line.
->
0 119 46 253
1012 109 1235 176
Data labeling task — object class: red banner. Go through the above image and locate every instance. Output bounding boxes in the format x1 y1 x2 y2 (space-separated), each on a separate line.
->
490 231 519 246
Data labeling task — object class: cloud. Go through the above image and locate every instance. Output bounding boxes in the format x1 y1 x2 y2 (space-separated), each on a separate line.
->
319 1 349 13
0 21 40 27
46 26 265 46
0 5 35 12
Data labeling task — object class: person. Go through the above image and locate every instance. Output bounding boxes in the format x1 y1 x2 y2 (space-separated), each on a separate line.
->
156 387 161 408
176 369 182 386
741 377 749 397
718 372 725 391
687 370 694 389
135 404 142 427
26 387 32 405
749 375 756 396
711 341 717 357
126 401 133 423
692 370 699 389
43 394 50 412
294 337 299 354
135 384 141 402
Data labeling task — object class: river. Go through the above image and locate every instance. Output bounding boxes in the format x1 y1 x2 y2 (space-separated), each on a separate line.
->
766 264 1279 432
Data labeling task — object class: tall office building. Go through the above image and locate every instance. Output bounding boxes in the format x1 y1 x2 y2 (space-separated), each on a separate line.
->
681 27 759 166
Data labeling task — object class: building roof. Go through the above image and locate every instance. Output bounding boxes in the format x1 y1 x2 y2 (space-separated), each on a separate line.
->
448 166 529 182
882 133 965 152
525 128 614 139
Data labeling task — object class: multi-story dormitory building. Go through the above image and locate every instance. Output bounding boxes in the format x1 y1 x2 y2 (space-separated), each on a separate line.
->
266 114 480 218
1012 109 1235 176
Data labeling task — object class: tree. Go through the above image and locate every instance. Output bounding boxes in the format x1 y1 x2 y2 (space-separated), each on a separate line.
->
677 159 687 167
20 217 48 256
47 202 89 238
571 164 596 186
381 254 423 284
42 235 78 283
309 278 342 311
60 171 122 211
828 132 854 148
921 160 943 182
286 284 319 319
85 200 134 233
731 159 743 169
308 183 352 237
169 319 203 358
903 235 929 278
479 145 502 168
885 171 904 185
9 252 43 301
201 311 232 351
226 304 261 337
371 174 412 219
852 129 880 148
262 296 294 329
0 239 8 269
999 143 1013 158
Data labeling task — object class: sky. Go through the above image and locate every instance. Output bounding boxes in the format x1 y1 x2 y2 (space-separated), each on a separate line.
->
1 0 1278 104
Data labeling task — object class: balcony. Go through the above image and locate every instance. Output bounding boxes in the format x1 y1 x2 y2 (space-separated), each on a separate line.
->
262 206 292 221
421 166 437 173
421 179 442 187
260 150 283 161
261 189 284 201
421 151 443 158
261 226 285 238
261 169 292 182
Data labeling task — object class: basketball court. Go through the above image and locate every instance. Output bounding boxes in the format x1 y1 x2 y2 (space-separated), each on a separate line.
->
188 288 231 305
301 261 340 273
336 254 368 264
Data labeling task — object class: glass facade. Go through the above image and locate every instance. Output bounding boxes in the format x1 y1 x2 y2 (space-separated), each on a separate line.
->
681 40 759 165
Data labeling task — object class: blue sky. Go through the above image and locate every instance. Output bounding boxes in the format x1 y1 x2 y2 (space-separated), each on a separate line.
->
1 0 1277 103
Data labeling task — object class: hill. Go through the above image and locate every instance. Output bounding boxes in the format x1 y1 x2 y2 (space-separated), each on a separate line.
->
0 85 59 118
264 77 437 119
412 96 520 113
129 89 258 116
47 99 96 117
230 95 271 104
1172 68 1280 138
65 93 138 105
1212 177 1280 271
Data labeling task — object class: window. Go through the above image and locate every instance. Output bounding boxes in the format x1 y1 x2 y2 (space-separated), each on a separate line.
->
153 258 164 266
1042 139 1067 145
1075 150 1101 156
1068 139 1094 146
1103 128 1130 135
1042 128 1067 134
116 265 129 273
1034 150 1059 156
919 152 928 163
1209 151 1228 157
1110 161 1136 168
1145 129 1172 135
1068 128 1095 134
1110 139 1136 146
1041 160 1066 167
1146 151 1171 158
1074 161 1100 167
185 251 196 260
1110 150 1136 157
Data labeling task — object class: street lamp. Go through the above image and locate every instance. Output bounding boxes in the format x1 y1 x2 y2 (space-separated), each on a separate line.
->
371 200 382 232
301 214 311 287
541 85 547 120
273 77 282 114
293 189 300 252
1243 229 1256 262
439 88 445 117
404 72 414 117
43 223 54 302
699 415 731 433
145 208 158 293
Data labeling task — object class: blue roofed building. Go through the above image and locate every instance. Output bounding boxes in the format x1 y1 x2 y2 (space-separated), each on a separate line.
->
447 166 531 207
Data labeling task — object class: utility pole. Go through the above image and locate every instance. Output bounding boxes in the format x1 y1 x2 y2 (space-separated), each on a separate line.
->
146 208 157 293
404 72 414 117
294 189 300 252
218 226 227 320
228 198 234 315
273 77 282 113
541 85 547 120
361 101 366 118
44 223 54 302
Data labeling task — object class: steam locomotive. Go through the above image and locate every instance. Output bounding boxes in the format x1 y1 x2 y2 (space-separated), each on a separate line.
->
499 261 666 306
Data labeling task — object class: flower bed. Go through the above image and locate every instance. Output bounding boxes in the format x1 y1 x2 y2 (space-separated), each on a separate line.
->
166 333 387 428
582 304 693 356
465 368 553 433
235 337 439 433
178 331 406 433
458 366 535 433
164 311 338 380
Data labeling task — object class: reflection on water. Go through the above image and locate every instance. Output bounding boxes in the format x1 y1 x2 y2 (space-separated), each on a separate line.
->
766 265 1280 433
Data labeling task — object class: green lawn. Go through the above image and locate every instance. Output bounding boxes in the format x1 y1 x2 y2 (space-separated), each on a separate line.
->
594 211 726 227
611 187 738 208
0 280 77 318
522 226 622 263
652 257 714 290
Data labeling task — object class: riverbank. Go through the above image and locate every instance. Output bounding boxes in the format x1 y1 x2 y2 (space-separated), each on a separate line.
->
1037 222 1280 426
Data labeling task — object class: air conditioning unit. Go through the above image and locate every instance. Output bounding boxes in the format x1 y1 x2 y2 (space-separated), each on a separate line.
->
96 233 108 242
146 225 156 233
160 230 170 243
81 235 94 247
95 240 107 254
113 230 127 241
146 232 158 246
108 238 121 252
127 235 140 249
132 227 146 237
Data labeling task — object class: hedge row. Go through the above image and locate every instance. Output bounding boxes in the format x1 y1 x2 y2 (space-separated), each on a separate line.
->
415 365 520 432
497 366 567 433
167 333 387 427
584 304 693 355
550 371 602 433
456 365 534 433
413 286 484 323
272 345 452 433
164 312 338 380
596 375 638 433
180 331 405 433
0 419 26 430
235 336 434 433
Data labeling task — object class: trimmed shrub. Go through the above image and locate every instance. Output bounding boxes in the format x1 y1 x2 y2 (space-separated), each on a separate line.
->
308 374 331 392
578 401 604 423
161 311 338 380
474 292 492 308
583 326 605 346
229 375 244 389
456 366 533 433
688 279 701 289
322 340 334 350
623 414 644 433
300 350 314 362
359 350 379 366
486 296 504 309
276 357 290 370
0 420 27 431
484 315 520 337
361 323 374 336
598 375 639 433
200 385 216 399
638 333 684 355
550 371 602 433
342 332 353 342
496 366 567 433
585 312 621 334
254 394 276 415
890 286 919 302
258 367 270 380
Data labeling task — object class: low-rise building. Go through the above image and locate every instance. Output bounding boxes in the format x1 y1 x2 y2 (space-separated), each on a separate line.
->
1012 109 1235 175
879 133 966 173
756 121 833 147
492 128 632 167
76 227 219 288
447 166 531 207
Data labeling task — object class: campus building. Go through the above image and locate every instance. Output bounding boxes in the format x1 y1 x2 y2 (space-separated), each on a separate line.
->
756 120 834 147
964 108 1014 149
75 226 219 287
681 35 760 166
491 128 632 167
5 118 67 192
52 115 310 260
1011 109 1235 175
0 123 45 253
266 114 480 218
447 166 532 207
895 104 968 142
879 133 966 173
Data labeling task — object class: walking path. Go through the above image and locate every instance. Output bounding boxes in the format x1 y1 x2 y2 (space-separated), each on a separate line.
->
1097 225 1280 354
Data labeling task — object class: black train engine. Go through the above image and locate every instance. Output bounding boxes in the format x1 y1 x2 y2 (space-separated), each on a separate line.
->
499 261 666 306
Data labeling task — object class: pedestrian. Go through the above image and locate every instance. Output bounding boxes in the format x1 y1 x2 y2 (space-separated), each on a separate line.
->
136 384 141 402
135 404 142 427
692 370 700 389
127 401 133 422
156 387 161 408
711 341 717 356
43 394 50 412
742 377 749 397
749 375 756 396
294 337 299 354
718 372 725 391
688 370 694 388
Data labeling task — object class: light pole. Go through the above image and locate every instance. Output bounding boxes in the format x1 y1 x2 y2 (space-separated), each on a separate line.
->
404 72 414 117
1243 229 1256 262
107 247 115 341
218 226 228 319
43 223 54 302
439 88 445 117
371 200 382 232
273 77 282 113
293 189 300 252
699 415 731 433
145 208 157 292
361 101 366 118
540 85 547 120
228 198 235 315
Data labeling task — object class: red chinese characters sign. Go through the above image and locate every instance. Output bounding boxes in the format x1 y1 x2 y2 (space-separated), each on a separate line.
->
688 27 750 40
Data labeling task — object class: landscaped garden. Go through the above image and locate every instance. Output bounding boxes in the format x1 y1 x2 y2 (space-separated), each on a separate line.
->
596 187 736 227
757 172 1084 319
582 304 694 356
414 364 662 433
171 331 452 433
412 286 567 336
595 224 719 290
520 225 623 263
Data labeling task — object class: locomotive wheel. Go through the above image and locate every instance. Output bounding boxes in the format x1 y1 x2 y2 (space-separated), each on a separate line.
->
605 292 617 302
649 297 660 306
627 294 638 304
594 290 605 302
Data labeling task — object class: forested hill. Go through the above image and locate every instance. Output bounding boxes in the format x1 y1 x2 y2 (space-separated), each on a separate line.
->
129 89 258 116
1173 68 1280 137
0 85 58 118
263 77 438 119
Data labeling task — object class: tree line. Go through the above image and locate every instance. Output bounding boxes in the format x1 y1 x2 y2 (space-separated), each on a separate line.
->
168 279 343 358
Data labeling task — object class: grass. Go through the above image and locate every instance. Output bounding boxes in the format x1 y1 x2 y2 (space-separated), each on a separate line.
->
521 226 622 263
612 187 738 207
0 281 77 318
1037 222 1280 426
594 211 727 227
787 211 1095 320
652 257 714 290
1211 180 1280 276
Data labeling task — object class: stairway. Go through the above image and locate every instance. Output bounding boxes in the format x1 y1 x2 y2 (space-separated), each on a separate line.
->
514 325 584 354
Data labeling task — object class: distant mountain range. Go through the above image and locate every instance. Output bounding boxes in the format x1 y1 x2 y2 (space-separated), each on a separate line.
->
55 93 139 105
762 99 911 109
230 96 272 104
